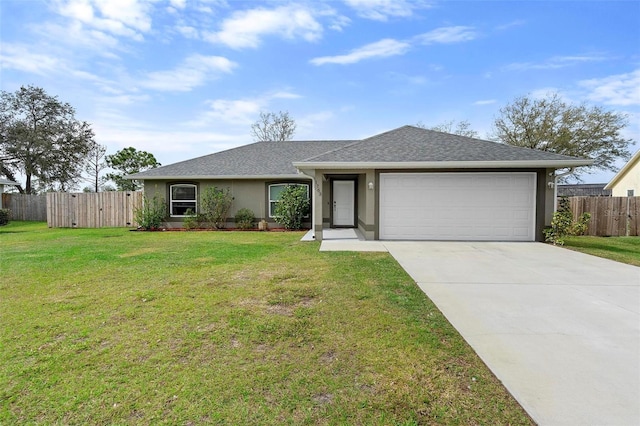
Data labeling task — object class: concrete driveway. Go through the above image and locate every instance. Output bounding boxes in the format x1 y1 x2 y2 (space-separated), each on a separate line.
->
383 242 640 426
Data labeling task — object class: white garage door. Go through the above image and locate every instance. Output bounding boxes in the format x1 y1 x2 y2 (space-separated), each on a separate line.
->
379 172 536 241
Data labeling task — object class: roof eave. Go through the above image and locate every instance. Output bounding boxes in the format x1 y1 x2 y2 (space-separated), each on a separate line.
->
126 174 310 181
293 159 594 170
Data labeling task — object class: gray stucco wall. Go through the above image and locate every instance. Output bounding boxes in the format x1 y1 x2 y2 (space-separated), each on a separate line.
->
143 178 311 228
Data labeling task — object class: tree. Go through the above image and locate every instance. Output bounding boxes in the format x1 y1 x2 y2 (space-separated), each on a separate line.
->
105 147 160 191
0 85 95 194
250 111 296 141
416 119 479 138
84 142 108 192
492 93 633 178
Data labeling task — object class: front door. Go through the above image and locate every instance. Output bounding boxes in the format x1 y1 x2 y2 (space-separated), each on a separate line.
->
332 180 355 227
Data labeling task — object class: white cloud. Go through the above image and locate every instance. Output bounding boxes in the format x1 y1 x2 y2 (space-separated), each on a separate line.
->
495 19 525 31
473 99 497 106
0 44 63 75
55 0 153 40
415 26 478 45
188 91 301 126
310 38 410 65
204 4 323 49
140 55 237 92
504 54 609 71
579 69 640 106
343 0 430 21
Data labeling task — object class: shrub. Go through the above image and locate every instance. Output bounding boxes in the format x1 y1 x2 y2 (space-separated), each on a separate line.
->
543 197 591 245
273 185 310 230
0 209 10 226
134 195 166 230
235 208 255 230
200 187 234 229
183 208 198 230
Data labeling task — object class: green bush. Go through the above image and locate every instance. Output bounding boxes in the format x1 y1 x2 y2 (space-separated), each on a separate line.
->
544 197 591 245
183 208 198 230
235 208 255 230
200 187 233 229
134 195 166 230
0 209 10 226
273 185 310 230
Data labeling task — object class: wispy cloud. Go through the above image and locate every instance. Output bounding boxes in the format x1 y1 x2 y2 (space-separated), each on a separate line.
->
310 39 410 65
503 54 609 71
495 19 525 31
343 0 431 21
414 26 478 45
473 99 497 106
311 25 477 66
140 55 237 92
56 0 153 40
188 91 301 126
579 69 640 106
0 43 63 75
204 4 323 49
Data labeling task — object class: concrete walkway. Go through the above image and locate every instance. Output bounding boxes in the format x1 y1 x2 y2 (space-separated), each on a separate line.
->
317 236 640 425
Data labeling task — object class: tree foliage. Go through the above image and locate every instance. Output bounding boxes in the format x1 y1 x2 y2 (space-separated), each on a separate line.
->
200 187 234 229
273 185 310 230
105 147 161 191
0 85 95 194
250 111 296 142
84 142 108 192
492 93 633 178
417 119 479 138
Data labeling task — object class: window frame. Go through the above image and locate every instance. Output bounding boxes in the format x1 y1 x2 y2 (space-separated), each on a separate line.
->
268 183 310 218
169 183 197 217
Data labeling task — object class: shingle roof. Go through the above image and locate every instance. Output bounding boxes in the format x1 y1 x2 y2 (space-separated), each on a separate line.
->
129 125 592 180
128 140 355 179
0 178 18 185
301 125 586 163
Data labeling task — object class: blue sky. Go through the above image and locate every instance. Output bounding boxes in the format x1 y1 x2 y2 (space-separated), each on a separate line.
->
2 0 639 184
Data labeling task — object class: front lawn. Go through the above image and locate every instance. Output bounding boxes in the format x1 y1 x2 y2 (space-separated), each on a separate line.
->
0 222 532 425
563 236 640 266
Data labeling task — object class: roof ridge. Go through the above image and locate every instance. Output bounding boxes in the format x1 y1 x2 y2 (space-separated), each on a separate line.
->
300 139 362 161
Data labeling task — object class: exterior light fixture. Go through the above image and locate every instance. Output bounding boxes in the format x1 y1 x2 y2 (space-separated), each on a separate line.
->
368 181 374 190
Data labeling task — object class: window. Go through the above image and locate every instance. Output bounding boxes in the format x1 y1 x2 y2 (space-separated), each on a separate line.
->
170 184 197 216
268 183 309 217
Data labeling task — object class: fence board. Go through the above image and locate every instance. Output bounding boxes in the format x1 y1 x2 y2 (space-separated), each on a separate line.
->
1 193 47 221
46 192 142 228
569 196 640 237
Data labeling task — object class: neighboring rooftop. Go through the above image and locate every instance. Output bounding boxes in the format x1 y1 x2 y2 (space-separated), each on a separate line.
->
557 184 611 197
0 178 18 185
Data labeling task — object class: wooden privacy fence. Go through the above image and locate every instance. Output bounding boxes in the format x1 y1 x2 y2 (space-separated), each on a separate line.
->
1 193 47 221
569 196 640 237
47 191 142 228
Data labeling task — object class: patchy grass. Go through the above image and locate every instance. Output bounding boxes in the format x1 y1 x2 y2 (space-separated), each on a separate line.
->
563 236 640 266
0 222 532 425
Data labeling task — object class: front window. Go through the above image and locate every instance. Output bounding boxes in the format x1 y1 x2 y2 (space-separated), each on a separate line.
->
269 183 309 217
170 184 197 216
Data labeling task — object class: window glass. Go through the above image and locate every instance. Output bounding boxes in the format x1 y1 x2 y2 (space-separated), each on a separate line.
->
170 184 197 216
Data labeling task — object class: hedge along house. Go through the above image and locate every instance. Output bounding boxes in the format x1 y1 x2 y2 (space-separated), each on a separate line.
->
128 126 592 241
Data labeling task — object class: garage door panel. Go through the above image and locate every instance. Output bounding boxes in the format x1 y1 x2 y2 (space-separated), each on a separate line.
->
379 173 536 241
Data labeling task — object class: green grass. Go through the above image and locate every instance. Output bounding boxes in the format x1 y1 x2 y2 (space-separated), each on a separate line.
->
0 222 532 425
563 235 640 266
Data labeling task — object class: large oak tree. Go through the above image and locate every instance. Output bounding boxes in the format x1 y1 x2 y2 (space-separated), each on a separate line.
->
492 93 633 178
0 85 95 193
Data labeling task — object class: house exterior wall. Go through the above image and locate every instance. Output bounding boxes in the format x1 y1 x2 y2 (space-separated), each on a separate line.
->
609 162 640 196
143 178 311 228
